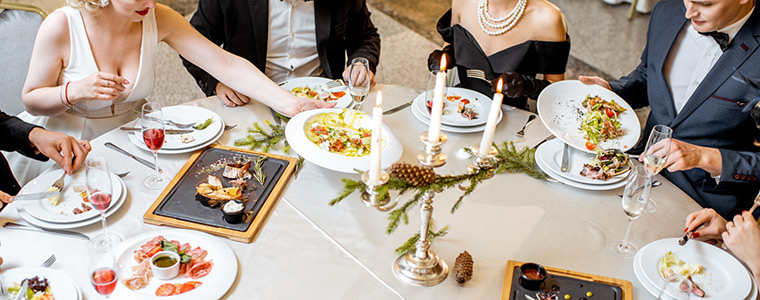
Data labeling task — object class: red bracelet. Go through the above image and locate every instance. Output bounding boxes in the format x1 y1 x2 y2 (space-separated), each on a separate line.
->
64 82 73 106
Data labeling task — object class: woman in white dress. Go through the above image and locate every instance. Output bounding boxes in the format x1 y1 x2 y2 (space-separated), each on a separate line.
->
12 0 333 184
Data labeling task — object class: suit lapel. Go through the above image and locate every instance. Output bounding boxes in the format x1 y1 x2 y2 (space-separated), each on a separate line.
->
671 9 760 128
652 6 688 122
248 0 269 68
314 0 332 77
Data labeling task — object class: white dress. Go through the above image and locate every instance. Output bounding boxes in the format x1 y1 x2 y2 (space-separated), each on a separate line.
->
6 6 158 184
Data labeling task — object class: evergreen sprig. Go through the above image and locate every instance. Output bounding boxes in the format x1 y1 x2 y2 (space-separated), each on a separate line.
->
234 120 289 154
394 225 450 255
251 156 267 186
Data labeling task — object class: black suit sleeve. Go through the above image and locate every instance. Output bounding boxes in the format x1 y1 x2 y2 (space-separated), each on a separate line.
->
608 7 655 110
344 0 381 73
0 111 46 160
181 0 225 97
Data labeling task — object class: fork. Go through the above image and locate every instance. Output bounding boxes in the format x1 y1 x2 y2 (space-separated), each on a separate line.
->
325 79 345 89
51 172 66 192
224 123 238 131
465 69 490 83
38 254 56 268
511 114 537 142
165 119 196 129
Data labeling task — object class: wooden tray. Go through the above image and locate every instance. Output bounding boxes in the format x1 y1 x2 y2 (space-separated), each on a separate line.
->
144 145 297 243
501 260 632 300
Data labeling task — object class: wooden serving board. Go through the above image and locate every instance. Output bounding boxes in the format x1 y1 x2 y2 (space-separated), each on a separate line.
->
143 144 297 243
501 260 632 300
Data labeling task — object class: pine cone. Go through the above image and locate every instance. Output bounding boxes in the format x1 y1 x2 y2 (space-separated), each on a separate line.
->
389 162 435 186
454 251 474 285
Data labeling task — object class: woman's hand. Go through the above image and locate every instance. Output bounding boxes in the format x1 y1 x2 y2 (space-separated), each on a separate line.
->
723 211 760 280
578 76 612 91
215 82 250 107
685 208 728 242
69 72 129 103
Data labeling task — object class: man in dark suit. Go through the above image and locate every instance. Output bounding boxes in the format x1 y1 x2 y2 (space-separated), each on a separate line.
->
182 0 381 107
0 111 90 207
581 0 760 219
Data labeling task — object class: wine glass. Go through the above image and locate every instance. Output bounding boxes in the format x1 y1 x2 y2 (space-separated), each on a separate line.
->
425 69 448 115
141 102 170 189
86 157 122 251
610 164 653 257
348 57 370 110
641 125 673 213
88 242 119 299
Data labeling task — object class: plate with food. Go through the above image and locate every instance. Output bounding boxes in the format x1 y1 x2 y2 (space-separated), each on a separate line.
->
535 138 630 185
410 96 501 133
537 80 640 153
18 169 123 224
129 106 223 151
535 146 628 191
285 108 403 173
1 267 82 300
127 118 224 155
636 238 752 300
412 87 496 127
108 229 237 300
280 77 352 108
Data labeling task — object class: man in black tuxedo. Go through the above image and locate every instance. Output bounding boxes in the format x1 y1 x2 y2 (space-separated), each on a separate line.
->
182 0 381 107
0 111 90 207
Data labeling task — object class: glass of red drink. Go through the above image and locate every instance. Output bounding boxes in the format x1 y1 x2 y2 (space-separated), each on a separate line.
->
88 242 119 299
86 157 122 251
141 102 170 189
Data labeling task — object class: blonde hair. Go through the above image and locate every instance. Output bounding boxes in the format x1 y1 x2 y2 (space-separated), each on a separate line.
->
66 0 104 12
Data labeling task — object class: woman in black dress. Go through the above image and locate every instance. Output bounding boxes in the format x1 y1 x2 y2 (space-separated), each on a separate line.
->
429 0 570 110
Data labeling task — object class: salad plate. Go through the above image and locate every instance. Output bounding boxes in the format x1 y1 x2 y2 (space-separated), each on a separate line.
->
636 238 752 300
107 229 237 300
535 138 628 185
411 97 502 134
19 170 123 224
412 87 496 127
285 108 403 173
535 140 628 191
1 267 82 300
537 80 641 154
280 76 352 109
128 118 224 155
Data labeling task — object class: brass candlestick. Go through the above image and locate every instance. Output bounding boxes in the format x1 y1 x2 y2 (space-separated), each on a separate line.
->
361 170 397 211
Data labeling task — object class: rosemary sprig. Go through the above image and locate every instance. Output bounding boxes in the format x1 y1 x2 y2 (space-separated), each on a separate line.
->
251 156 267 186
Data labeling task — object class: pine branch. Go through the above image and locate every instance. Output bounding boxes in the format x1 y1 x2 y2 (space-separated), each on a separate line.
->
233 120 286 153
393 225 450 255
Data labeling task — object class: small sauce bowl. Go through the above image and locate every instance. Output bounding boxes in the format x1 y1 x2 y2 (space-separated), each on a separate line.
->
518 262 547 291
222 200 245 224
150 251 180 280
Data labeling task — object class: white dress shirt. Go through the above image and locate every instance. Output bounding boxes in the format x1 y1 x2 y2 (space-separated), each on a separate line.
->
664 7 754 114
266 0 323 84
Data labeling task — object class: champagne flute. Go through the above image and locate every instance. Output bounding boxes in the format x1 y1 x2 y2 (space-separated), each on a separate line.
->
348 57 370 110
610 164 653 257
641 125 673 213
88 242 118 299
86 157 122 251
141 102 170 189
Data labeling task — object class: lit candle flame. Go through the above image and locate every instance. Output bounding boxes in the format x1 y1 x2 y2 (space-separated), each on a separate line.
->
496 77 503 93
376 91 383 107
439 53 447 72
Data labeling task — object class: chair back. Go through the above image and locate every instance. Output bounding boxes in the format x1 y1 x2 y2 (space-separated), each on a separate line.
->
0 2 46 115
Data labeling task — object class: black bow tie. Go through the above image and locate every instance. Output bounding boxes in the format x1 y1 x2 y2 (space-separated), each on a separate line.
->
699 31 730 51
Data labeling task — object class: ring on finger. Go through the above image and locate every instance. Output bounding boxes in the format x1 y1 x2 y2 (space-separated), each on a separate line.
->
105 79 111 87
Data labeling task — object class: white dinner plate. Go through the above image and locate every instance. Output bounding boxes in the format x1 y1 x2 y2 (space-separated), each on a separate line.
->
108 229 237 300
133 106 223 150
16 176 126 230
285 108 403 173
1 267 82 300
280 76 352 108
19 170 123 224
637 238 752 300
536 141 629 191
535 138 629 185
128 118 224 155
412 87 496 127
537 80 641 153
411 97 502 134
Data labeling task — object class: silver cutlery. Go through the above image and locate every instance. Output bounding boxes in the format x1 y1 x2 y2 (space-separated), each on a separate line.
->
383 100 414 115
270 108 282 125
560 143 570 172
4 222 90 240
165 119 196 129
465 69 490 83
511 114 537 142
13 281 27 300
119 127 193 135
51 172 66 192
678 224 703 246
38 254 56 268
115 170 130 178
13 191 61 201
532 134 556 150
325 78 346 89
224 123 238 130
105 142 163 173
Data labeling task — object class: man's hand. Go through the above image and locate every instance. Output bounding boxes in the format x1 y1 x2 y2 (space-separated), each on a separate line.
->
283 96 337 117
0 190 13 204
723 211 760 279
685 208 728 242
342 65 376 89
578 76 612 91
662 139 722 175
215 82 251 107
28 128 91 175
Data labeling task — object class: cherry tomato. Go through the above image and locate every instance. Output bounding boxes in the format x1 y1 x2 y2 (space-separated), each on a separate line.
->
585 142 596 151
605 108 616 118
156 283 176 296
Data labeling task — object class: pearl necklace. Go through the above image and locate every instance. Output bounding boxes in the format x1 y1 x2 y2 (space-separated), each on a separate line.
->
477 0 527 36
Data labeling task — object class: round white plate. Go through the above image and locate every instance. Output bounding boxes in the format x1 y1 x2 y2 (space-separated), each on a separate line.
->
280 76 352 108
536 141 628 191
1 267 82 300
412 87 496 127
133 106 223 150
411 97 502 134
19 170 123 224
285 108 403 173
637 238 752 300
128 119 224 155
17 176 126 230
109 229 237 300
536 138 629 185
537 80 641 153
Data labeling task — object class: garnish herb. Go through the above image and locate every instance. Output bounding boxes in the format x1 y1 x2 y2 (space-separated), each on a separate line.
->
194 118 214 130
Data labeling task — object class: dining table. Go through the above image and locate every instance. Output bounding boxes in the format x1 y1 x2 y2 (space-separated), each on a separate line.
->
0 83 724 299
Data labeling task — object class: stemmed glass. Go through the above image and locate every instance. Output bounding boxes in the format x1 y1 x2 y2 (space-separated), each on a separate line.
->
348 57 370 110
641 125 673 213
141 102 170 189
86 157 122 251
610 164 653 257
88 242 118 299
425 70 447 115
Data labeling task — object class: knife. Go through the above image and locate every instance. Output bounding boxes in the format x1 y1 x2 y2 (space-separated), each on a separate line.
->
3 222 90 240
105 142 163 173
119 127 193 135
560 143 570 172
531 134 556 150
13 191 60 201
383 100 414 115
270 108 282 125
14 280 28 300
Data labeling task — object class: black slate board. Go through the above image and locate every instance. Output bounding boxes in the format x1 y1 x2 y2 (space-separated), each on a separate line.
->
508 265 623 300
154 147 289 231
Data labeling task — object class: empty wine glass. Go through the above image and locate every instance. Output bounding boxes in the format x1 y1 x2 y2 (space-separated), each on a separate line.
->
425 70 448 115
641 125 673 213
88 242 118 299
610 164 653 257
348 57 370 110
141 102 170 189
86 157 122 251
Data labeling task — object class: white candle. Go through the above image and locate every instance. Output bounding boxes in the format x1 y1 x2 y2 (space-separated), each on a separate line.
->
478 77 504 154
427 54 447 142
369 92 383 182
